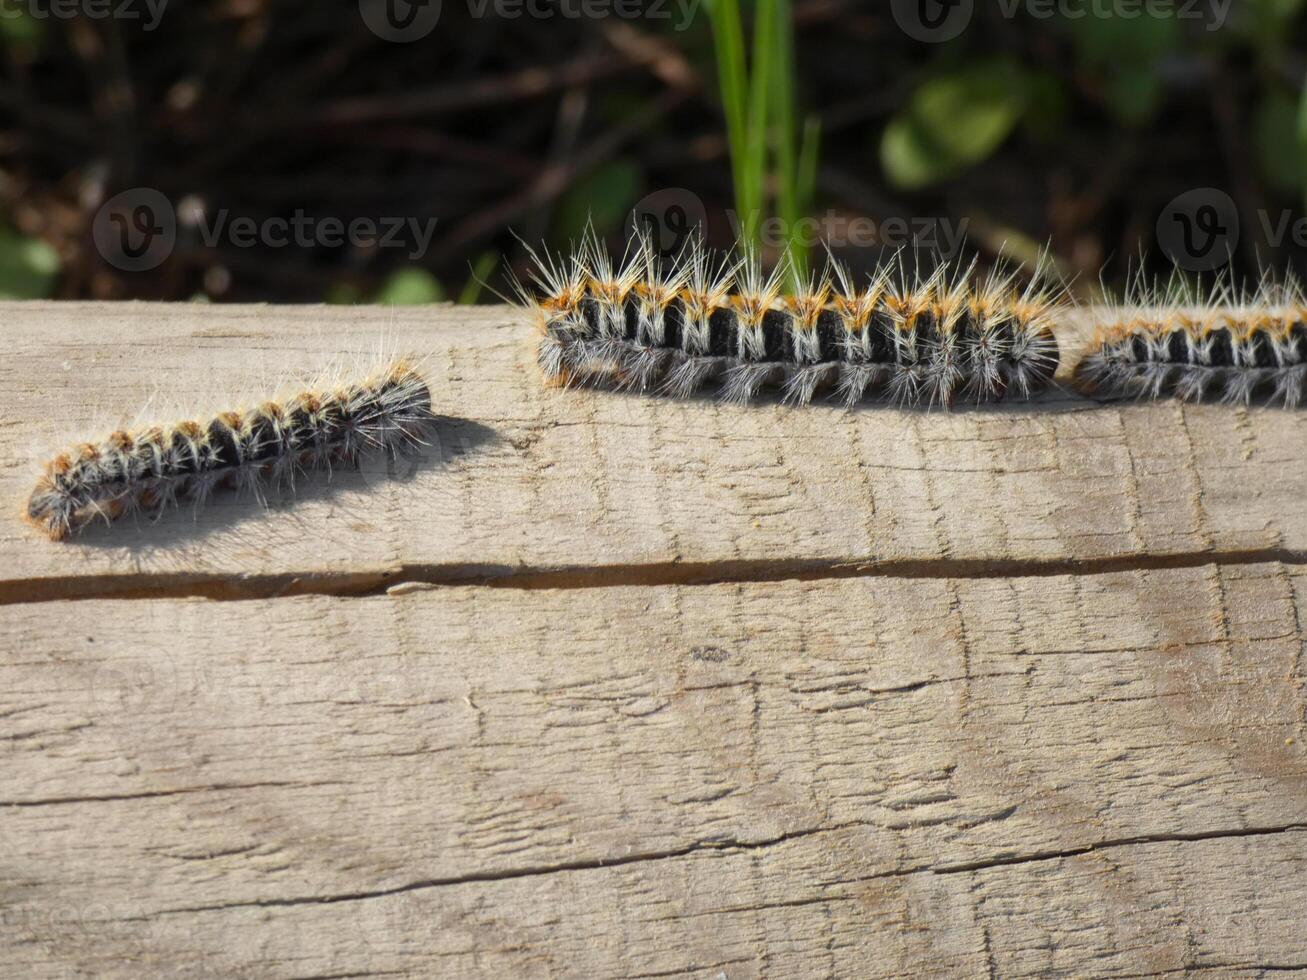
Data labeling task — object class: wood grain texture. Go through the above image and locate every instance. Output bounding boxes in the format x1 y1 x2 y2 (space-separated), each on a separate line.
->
3 303 1306 978
1 302 1304 600
3 564 1306 977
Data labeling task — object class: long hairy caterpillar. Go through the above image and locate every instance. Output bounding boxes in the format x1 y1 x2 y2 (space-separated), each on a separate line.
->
1073 278 1307 407
26 358 436 541
519 236 1062 408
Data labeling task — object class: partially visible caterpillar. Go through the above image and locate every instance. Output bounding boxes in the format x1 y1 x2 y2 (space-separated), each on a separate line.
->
1073 282 1307 407
26 358 435 541
521 237 1062 408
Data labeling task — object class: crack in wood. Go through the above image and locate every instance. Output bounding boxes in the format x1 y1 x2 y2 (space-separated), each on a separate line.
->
931 822 1307 874
2 780 345 807
4 548 1305 605
133 822 1307 919
149 822 864 917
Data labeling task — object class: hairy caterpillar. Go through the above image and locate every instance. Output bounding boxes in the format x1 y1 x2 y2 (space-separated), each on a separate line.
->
26 358 435 541
1073 281 1307 407
520 237 1062 408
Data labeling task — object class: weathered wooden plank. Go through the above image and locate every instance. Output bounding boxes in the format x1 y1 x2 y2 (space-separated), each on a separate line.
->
8 831 1307 978
4 563 1305 977
1 302 1304 599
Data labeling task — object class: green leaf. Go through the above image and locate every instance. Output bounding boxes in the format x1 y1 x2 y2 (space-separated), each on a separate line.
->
326 282 365 305
881 60 1028 191
0 0 44 50
0 225 58 299
373 268 445 306
1063 6 1178 126
1239 0 1306 57
1255 89 1303 194
1252 0 1306 25
1062 5 1179 64
553 161 642 240
1021 70 1070 143
1102 66 1164 126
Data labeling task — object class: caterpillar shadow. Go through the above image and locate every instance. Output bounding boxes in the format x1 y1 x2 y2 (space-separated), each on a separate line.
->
66 416 499 555
562 377 1101 417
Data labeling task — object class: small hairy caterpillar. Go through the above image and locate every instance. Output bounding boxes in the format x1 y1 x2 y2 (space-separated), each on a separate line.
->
520 236 1062 408
1073 281 1307 407
26 358 435 541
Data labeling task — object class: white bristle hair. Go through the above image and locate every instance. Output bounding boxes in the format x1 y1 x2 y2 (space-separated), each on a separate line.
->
25 356 436 542
521 230 1063 410
1073 269 1307 408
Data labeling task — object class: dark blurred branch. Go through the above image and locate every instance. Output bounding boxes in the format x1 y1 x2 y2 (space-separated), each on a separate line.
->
433 87 688 264
309 51 630 126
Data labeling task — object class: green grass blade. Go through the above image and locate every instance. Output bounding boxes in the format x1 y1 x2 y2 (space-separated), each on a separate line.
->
767 0 802 285
458 250 499 305
744 0 778 256
1297 76 1307 214
705 0 754 243
792 114 821 284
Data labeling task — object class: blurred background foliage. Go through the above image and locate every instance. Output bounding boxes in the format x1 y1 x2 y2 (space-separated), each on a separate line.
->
1 0 1306 301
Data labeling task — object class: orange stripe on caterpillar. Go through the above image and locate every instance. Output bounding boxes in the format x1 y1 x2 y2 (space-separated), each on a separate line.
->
1072 281 1307 407
517 236 1062 409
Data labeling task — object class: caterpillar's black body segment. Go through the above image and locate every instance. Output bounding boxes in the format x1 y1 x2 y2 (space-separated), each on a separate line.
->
26 360 435 541
527 244 1062 409
1073 316 1307 407
539 291 1061 407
